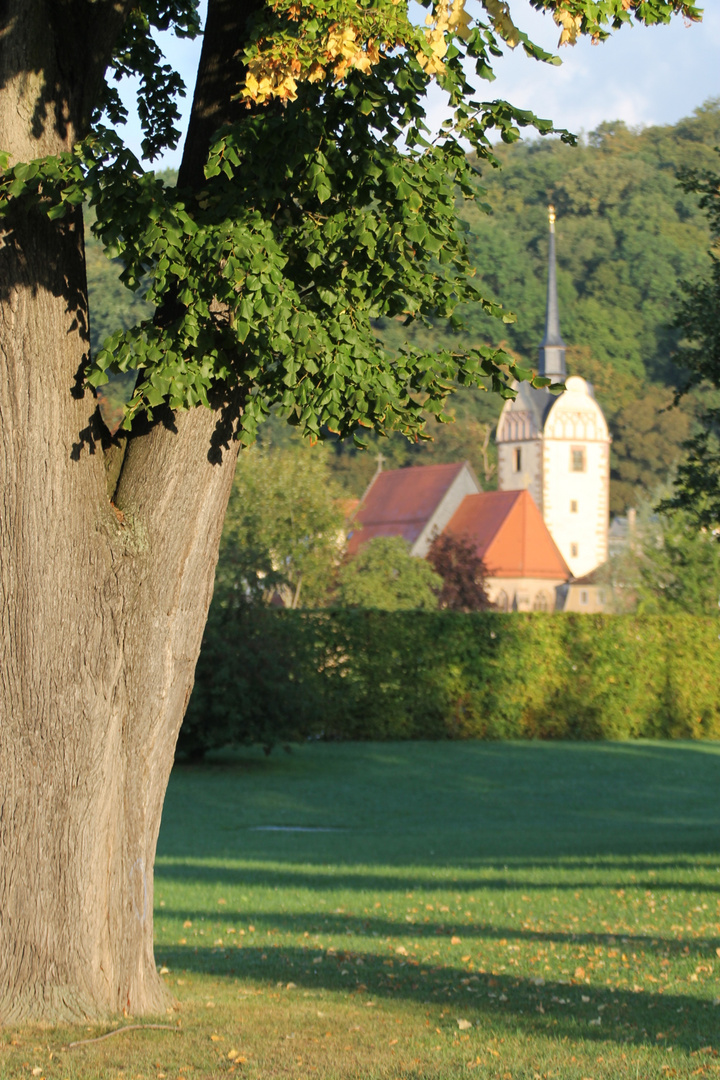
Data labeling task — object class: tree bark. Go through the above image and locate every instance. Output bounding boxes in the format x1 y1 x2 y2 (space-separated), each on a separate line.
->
0 0 247 1021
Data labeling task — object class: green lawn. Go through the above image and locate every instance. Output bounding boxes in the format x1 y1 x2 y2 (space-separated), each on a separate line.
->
3 741 720 1079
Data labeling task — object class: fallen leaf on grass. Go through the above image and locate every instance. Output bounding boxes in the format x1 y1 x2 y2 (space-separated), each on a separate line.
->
396 946 408 956
210 1034 221 1042
451 936 461 945
183 920 192 928
457 1019 472 1030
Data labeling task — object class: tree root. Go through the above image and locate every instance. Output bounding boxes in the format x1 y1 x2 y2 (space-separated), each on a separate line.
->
66 1023 179 1048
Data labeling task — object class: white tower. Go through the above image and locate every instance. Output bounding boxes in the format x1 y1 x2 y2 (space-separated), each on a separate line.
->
496 206 610 579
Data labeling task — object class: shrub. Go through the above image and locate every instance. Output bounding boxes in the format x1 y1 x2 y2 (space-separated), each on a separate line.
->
178 611 720 755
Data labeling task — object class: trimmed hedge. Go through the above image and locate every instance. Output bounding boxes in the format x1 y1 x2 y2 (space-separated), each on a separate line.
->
179 611 720 755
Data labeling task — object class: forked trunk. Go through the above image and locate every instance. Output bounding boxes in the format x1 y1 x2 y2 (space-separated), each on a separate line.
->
0 0 250 1021
0 194 238 1021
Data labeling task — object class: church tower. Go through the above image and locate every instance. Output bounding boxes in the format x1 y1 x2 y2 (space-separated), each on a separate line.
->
496 207 610 579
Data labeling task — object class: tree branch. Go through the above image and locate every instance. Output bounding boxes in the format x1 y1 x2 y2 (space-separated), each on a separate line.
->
177 0 265 188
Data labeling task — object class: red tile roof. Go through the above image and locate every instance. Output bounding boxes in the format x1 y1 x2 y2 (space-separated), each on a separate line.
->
446 490 570 580
346 461 468 557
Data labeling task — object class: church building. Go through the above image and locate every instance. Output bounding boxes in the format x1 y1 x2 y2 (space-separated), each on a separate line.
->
496 207 610 579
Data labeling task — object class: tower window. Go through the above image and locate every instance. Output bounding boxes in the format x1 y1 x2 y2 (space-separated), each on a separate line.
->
570 543 579 558
571 447 586 473
513 447 522 472
570 500 578 513
580 589 589 605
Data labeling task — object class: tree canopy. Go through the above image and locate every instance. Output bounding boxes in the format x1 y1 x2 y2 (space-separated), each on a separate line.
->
216 444 345 609
337 536 444 610
662 157 720 528
427 532 494 610
2 0 701 453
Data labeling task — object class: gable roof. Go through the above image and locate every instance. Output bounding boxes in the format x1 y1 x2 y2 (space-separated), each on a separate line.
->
496 381 556 444
347 461 474 557
446 489 570 580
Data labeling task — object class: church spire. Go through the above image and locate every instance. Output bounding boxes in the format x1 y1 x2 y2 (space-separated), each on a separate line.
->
538 204 566 380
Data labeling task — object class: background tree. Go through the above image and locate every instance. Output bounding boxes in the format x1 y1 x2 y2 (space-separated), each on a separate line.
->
216 446 345 609
0 0 701 1022
337 537 443 610
663 160 720 529
427 532 494 610
636 511 720 616
603 494 720 615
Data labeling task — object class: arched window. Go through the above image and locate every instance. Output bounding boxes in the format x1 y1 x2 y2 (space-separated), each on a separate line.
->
533 591 550 612
495 590 509 613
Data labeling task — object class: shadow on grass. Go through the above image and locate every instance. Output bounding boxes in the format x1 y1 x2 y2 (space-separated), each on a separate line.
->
154 902 720 959
156 858 720 896
154 941 720 1055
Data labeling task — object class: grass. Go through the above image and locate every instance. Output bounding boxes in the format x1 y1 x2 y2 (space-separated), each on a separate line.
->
2 740 720 1079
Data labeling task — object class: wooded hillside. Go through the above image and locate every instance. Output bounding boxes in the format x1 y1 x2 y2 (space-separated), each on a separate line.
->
87 101 720 512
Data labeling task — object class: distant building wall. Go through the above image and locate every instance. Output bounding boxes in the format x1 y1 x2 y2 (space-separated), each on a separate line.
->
496 438 544 511
542 377 610 579
556 582 611 613
487 575 567 613
411 463 481 557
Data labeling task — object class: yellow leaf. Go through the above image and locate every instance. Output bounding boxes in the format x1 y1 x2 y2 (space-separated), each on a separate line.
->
553 8 582 46
482 0 520 47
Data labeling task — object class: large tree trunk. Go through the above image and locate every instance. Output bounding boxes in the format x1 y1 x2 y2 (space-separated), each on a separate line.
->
0 201 239 1020
0 0 246 1021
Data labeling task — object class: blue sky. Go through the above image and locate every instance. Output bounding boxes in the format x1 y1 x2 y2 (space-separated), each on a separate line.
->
121 1 719 170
